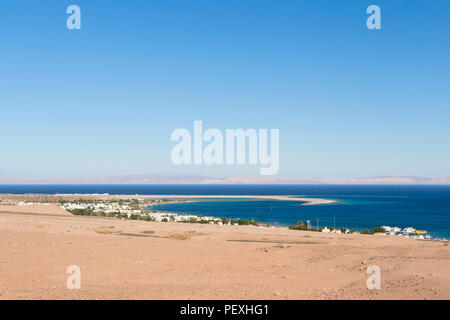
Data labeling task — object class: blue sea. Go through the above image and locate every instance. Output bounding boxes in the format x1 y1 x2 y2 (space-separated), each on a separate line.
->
1 184 449 239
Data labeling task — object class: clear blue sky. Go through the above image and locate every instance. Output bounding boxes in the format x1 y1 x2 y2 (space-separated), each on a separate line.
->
1 0 449 180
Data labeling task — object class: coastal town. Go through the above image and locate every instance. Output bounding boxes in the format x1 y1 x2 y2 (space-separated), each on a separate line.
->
59 199 225 224
3 197 254 226
2 196 446 241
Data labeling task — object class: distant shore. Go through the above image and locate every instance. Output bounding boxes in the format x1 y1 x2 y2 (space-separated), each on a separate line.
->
0 193 337 206
130 194 338 205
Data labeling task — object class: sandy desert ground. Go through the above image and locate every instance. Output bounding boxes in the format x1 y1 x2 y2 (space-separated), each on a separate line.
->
0 205 449 300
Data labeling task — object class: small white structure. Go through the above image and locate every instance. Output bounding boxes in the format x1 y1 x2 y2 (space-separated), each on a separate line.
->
331 229 342 234
18 202 33 206
321 227 330 233
402 227 415 234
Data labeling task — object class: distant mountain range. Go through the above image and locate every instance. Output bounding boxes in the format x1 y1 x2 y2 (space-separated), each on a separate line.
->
0 174 449 184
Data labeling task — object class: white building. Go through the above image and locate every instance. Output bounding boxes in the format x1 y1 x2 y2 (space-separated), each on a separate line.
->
402 227 415 234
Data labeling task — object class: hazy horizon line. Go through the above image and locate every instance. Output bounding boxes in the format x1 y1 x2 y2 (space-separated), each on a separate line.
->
0 174 449 185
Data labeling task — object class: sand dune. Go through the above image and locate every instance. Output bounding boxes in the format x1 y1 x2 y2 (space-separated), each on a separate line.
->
0 208 449 300
0 204 70 216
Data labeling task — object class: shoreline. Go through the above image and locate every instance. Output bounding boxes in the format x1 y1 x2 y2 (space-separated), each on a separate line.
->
0 193 338 205
0 193 448 241
148 197 448 242
107 194 338 205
